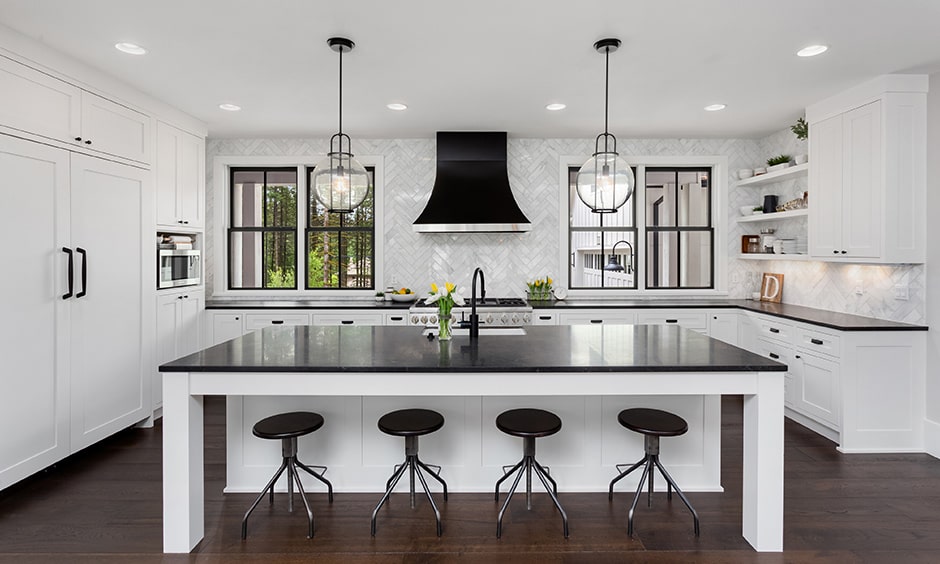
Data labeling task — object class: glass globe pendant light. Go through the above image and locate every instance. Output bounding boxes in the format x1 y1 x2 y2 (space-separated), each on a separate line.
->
311 37 370 214
576 38 635 214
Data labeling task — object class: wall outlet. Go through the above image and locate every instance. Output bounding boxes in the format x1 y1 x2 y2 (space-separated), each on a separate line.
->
854 279 864 295
894 284 909 300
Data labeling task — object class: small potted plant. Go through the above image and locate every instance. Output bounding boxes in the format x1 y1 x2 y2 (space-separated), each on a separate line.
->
752 206 764 215
791 117 808 140
766 154 791 172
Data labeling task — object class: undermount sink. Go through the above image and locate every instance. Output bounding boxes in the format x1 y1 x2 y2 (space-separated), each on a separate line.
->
423 327 527 337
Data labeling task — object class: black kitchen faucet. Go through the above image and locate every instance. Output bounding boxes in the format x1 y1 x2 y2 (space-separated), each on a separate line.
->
469 267 486 340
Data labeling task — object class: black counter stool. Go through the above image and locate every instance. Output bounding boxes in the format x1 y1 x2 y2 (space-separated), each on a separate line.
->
494 408 569 538
241 411 333 540
371 408 448 536
609 408 700 536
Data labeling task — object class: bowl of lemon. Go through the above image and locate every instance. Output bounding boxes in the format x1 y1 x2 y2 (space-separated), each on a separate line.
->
390 288 417 302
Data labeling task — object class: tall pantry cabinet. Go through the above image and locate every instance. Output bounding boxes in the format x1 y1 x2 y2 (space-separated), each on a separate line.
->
0 136 154 489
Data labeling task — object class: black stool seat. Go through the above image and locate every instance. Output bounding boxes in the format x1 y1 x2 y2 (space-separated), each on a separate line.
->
253 411 324 439
378 408 444 437
494 408 568 538
610 408 699 537
617 408 688 437
496 408 562 438
241 411 333 541
372 408 448 537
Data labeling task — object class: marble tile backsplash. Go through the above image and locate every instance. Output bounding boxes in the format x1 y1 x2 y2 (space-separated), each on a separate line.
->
205 130 924 324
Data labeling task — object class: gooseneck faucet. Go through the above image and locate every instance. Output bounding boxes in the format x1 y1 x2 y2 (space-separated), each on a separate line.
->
469 267 486 340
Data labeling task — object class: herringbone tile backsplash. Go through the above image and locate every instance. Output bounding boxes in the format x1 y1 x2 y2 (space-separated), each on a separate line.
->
205 131 924 324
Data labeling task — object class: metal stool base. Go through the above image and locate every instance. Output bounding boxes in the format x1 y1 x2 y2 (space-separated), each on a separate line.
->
241 436 333 540
495 436 568 538
371 435 448 537
608 435 699 537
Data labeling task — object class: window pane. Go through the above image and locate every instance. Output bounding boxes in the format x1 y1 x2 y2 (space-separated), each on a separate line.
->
229 231 295 289
646 169 710 228
232 170 297 228
569 169 634 228
307 167 374 227
677 171 709 227
306 232 339 288
647 231 678 288
646 170 676 228
231 177 263 228
680 231 712 287
343 231 374 288
570 230 636 289
264 183 297 228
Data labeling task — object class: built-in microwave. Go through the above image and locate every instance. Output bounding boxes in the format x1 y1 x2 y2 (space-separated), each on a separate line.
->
158 249 201 289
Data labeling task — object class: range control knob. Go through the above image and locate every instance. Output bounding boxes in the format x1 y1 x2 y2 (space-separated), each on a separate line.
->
410 315 419 325
511 313 520 324
501 313 509 324
420 315 428 324
486 314 494 324
430 315 437 324
523 313 531 324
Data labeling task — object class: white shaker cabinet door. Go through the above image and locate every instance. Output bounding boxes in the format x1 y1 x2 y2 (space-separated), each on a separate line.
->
156 121 205 228
0 136 71 490
840 100 882 258
808 113 844 258
0 55 81 143
80 92 151 165
68 155 150 452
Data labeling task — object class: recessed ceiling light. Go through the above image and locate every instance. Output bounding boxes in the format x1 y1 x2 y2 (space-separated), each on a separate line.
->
797 44 828 57
114 42 147 55
219 103 241 112
386 103 408 111
546 103 567 111
704 104 727 112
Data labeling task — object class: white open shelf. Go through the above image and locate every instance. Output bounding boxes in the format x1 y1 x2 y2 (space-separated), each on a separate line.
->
738 253 814 261
737 163 809 187
737 209 808 223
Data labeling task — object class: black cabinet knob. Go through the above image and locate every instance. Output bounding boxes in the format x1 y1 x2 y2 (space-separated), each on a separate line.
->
833 250 839 254
84 140 92 145
74 137 82 142
841 250 847 254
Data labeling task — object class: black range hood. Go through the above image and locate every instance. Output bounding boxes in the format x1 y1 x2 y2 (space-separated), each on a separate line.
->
413 132 532 232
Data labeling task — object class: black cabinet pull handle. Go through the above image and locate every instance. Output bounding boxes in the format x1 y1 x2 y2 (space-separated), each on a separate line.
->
271 320 284 325
833 250 839 254
666 319 678 323
61 247 73 299
539 315 552 320
841 250 847 254
76 247 87 298
84 139 92 145
811 338 824 345
795 355 801 359
590 319 602 324
235 316 239 321
769 352 780 359
341 320 354 325
74 137 82 142
177 296 183 300
390 316 403 321
769 327 780 333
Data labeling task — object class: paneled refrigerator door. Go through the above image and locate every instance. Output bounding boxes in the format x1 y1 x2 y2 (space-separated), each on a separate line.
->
68 154 151 452
0 136 71 490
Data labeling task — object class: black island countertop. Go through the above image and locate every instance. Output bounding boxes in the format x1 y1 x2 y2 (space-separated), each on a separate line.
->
204 297 926 332
160 324 787 374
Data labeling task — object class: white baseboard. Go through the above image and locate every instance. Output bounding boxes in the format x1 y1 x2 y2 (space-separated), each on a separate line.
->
925 418 940 459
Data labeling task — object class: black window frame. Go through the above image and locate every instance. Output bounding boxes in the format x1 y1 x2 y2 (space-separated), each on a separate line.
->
227 166 298 291
303 166 376 290
644 166 715 290
567 166 639 290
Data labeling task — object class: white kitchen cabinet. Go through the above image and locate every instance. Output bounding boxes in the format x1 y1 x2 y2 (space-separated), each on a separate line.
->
68 154 151 453
807 76 926 263
245 313 311 331
556 310 636 325
384 312 409 326
311 312 384 326
0 55 151 165
707 312 739 346
156 289 204 410
209 313 246 346
790 351 840 429
755 339 796 407
531 310 558 325
156 121 205 229
636 311 708 333
0 136 71 491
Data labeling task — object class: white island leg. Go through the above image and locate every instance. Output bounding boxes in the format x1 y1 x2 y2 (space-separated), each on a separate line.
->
742 372 785 551
162 372 205 553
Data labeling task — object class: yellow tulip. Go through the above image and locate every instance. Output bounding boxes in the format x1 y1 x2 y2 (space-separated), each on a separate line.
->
431 283 438 293
547 277 553 285
445 282 455 293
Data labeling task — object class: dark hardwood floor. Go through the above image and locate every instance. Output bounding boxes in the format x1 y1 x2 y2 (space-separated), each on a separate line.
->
1 396 939 563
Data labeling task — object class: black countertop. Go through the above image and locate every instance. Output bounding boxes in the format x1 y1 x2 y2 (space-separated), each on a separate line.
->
160 324 787 374
205 298 926 332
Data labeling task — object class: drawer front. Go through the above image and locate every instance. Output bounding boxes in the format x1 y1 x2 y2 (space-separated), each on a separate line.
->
635 311 708 330
311 313 384 326
531 310 557 325
795 327 840 357
384 313 409 326
557 311 636 325
756 339 795 407
245 313 310 331
756 317 794 343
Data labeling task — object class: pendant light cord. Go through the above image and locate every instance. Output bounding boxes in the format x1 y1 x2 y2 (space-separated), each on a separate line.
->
603 45 610 152
338 45 343 137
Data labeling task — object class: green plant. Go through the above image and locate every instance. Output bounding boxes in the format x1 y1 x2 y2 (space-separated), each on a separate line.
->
766 154 791 167
791 117 808 140
753 206 763 212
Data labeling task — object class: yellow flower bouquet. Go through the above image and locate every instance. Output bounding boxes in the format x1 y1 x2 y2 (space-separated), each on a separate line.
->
526 276 553 301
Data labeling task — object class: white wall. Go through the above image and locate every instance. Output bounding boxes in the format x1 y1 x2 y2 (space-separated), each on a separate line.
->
925 71 940 455
205 133 926 323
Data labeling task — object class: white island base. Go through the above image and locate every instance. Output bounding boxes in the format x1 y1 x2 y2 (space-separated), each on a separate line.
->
226 395 723 494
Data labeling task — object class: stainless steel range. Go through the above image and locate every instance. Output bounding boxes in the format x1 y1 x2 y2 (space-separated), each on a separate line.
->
408 297 532 327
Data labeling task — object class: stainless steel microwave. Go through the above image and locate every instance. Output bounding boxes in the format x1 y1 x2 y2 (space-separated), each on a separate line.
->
158 249 201 289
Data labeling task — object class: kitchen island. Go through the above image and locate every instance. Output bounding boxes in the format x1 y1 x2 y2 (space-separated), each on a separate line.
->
160 324 786 553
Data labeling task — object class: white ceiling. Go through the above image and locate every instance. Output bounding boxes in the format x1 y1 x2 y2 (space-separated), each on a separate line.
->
2 0 939 140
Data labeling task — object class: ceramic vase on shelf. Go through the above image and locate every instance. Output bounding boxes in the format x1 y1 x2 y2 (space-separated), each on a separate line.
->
438 313 452 341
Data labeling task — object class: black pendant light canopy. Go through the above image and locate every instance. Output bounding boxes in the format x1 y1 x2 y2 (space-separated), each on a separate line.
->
311 37 370 214
576 38 635 214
